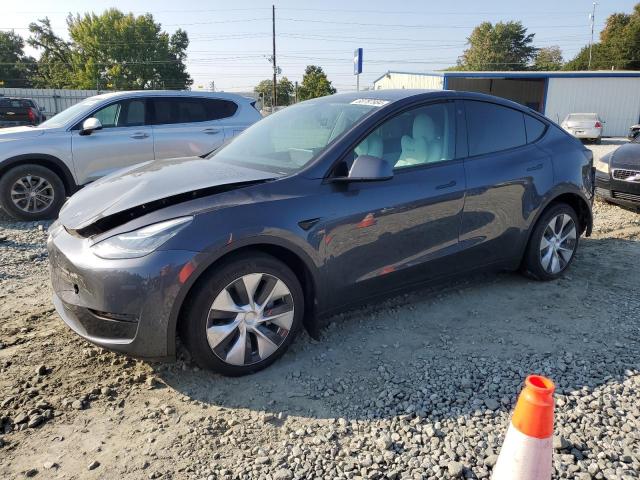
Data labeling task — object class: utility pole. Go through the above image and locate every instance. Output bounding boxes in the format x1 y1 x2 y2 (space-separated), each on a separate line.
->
295 81 298 103
272 5 277 110
588 2 597 70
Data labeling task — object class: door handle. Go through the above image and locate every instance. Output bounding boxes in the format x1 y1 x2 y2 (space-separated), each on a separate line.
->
436 180 457 190
526 163 543 172
130 132 149 139
202 128 221 135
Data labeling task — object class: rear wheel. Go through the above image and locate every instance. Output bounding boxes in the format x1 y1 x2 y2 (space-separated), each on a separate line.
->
595 137 602 144
0 164 65 220
182 252 304 376
521 203 579 281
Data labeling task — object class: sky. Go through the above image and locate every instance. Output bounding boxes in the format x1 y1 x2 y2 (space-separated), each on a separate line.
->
2 0 638 93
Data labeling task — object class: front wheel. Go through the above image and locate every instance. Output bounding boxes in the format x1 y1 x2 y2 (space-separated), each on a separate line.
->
521 203 580 281
0 164 66 220
181 252 304 376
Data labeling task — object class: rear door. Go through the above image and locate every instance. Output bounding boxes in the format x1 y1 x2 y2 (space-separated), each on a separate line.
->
150 97 238 159
71 98 154 184
458 100 553 265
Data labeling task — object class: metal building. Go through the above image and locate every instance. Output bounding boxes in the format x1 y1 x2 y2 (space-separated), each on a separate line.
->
373 71 640 137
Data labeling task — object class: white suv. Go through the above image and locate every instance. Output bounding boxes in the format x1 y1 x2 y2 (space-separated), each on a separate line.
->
0 91 261 220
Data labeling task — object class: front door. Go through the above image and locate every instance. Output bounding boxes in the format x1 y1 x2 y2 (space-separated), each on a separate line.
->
71 98 154 184
322 101 467 307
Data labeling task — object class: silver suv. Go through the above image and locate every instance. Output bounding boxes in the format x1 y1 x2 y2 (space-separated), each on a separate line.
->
0 91 261 220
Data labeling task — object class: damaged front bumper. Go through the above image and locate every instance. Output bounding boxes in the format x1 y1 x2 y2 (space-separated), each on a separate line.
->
47 224 197 361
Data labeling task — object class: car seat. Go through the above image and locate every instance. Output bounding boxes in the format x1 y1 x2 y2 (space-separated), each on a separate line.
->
354 133 383 158
395 114 442 167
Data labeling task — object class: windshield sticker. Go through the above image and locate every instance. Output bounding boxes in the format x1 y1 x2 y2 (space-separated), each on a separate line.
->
350 99 389 107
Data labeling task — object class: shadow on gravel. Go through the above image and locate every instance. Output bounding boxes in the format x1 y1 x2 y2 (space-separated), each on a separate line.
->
156 236 640 423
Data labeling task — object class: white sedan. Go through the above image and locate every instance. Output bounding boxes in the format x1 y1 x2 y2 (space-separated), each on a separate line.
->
561 113 604 144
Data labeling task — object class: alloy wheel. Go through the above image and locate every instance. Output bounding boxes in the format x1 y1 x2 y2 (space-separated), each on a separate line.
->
10 175 55 213
539 213 577 274
206 273 295 366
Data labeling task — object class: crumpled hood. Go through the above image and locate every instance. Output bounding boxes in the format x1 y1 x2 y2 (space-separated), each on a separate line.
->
0 126 46 141
59 155 277 230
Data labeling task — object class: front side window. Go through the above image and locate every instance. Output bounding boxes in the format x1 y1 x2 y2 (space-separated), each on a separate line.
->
465 101 526 156
93 103 121 128
352 102 456 170
90 100 146 129
210 97 380 174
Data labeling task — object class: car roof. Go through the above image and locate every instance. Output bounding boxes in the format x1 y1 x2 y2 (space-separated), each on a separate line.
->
87 90 255 103
316 89 539 115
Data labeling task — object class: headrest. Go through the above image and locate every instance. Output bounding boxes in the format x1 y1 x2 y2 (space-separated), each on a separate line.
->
413 114 437 141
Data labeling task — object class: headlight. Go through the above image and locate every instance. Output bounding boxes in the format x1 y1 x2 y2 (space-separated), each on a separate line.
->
594 156 610 175
91 216 193 259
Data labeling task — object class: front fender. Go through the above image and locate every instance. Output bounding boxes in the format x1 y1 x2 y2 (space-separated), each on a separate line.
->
164 232 324 358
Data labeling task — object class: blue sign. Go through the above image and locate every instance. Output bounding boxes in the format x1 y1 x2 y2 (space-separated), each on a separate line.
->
354 48 363 75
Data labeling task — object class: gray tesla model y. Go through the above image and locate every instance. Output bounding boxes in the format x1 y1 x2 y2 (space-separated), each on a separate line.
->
48 90 594 375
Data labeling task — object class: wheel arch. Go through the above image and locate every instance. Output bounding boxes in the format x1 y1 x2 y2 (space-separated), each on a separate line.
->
520 189 592 263
168 240 321 359
0 154 78 195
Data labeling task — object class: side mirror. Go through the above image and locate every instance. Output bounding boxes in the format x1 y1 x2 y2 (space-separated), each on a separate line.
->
334 155 393 182
79 117 103 136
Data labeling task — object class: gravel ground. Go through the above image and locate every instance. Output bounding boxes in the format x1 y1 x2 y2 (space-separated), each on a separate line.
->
0 139 639 479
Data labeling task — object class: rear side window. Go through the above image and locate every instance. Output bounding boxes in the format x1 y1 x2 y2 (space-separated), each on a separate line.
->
465 101 526 156
151 97 238 125
205 99 238 120
524 115 547 143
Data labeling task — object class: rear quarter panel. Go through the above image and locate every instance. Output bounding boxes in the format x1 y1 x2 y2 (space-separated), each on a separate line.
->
538 125 594 203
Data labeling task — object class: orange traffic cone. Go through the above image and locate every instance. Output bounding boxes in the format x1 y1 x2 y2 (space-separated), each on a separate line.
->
491 375 555 480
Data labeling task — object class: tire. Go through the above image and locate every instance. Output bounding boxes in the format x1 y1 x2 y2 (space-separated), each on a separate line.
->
521 203 580 281
0 164 66 221
181 252 304 376
595 137 602 144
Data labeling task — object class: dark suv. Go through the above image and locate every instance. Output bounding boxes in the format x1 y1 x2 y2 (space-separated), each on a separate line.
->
48 90 594 375
0 97 45 128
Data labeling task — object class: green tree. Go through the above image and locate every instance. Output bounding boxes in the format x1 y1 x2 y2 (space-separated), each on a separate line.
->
28 9 192 90
533 46 564 71
66 9 192 89
27 18 74 88
565 4 640 70
457 21 536 71
298 66 336 101
254 76 295 107
0 31 36 87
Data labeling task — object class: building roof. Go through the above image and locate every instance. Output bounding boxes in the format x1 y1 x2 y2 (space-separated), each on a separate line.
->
373 70 640 84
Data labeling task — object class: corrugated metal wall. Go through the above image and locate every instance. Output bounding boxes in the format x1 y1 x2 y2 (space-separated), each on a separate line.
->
0 88 99 117
374 73 444 90
545 77 640 137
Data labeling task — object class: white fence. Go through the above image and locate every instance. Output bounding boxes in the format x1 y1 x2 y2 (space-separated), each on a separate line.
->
0 88 99 117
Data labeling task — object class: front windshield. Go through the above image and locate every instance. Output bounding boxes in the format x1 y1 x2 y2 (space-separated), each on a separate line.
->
210 98 382 174
39 98 103 128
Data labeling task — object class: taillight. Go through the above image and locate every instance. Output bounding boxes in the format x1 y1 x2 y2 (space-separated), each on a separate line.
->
594 121 602 128
28 108 35 123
